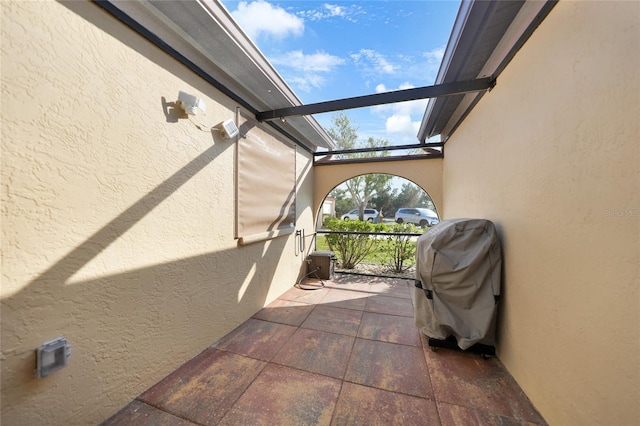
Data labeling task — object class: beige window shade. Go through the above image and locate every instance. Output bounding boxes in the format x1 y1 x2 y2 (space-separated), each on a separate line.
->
237 121 296 243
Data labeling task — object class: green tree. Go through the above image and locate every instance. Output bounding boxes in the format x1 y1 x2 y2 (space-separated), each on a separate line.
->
418 191 436 210
328 113 393 220
327 112 358 156
396 182 422 207
370 180 397 219
389 181 435 215
329 187 352 218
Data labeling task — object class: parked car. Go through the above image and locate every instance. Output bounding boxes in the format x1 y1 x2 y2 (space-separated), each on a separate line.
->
341 208 379 222
395 208 439 227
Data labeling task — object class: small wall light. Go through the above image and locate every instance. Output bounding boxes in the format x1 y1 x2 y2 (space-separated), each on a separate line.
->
217 119 239 139
35 337 71 378
178 91 206 115
177 91 237 138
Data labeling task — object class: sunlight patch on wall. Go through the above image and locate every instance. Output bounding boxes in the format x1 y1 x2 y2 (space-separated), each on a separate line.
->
238 263 257 302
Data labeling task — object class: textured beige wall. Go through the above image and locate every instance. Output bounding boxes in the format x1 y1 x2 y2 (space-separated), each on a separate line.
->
1 1 312 424
314 158 443 219
441 2 639 424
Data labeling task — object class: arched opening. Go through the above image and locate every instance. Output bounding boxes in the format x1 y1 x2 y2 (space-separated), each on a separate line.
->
316 173 438 227
313 157 443 227
314 173 439 278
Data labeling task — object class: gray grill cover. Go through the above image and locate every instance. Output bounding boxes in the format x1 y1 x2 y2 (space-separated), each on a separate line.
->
413 219 502 350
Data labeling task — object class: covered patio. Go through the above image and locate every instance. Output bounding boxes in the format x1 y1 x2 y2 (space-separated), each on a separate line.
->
2 1 637 425
103 274 544 425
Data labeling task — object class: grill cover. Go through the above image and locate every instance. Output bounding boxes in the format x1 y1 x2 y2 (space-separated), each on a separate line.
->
413 219 502 350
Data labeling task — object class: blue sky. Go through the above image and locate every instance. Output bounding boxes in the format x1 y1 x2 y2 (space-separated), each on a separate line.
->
220 0 461 146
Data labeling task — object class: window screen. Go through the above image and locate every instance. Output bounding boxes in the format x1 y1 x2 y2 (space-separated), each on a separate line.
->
236 119 296 242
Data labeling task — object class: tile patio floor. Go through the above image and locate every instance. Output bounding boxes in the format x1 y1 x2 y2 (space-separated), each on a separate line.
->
102 274 546 425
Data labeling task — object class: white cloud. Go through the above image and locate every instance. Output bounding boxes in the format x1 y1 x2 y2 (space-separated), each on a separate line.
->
287 74 326 93
413 46 446 84
374 82 418 94
270 50 345 92
369 82 429 142
386 114 414 133
373 82 428 116
324 4 345 17
271 50 345 72
232 0 304 40
398 82 416 91
423 46 445 63
385 113 422 141
372 46 446 86
298 3 363 22
351 49 397 75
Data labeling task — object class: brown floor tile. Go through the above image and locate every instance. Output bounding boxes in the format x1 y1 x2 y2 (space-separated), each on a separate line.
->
318 287 368 311
358 311 422 346
425 348 545 424
438 402 540 426
272 328 355 379
331 274 404 287
327 275 388 293
301 305 363 336
252 298 315 326
332 382 440 426
345 338 434 398
105 274 546 425
139 348 265 425
101 400 199 425
329 274 374 286
328 277 411 295
212 318 296 361
278 285 330 304
364 294 414 317
366 278 413 299
220 363 341 425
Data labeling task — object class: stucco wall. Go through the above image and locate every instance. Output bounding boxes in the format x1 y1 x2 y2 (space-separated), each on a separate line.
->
1 1 313 424
441 2 639 424
313 158 443 220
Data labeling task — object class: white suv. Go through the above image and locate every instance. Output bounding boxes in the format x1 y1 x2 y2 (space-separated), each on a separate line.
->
341 208 379 222
395 208 439 227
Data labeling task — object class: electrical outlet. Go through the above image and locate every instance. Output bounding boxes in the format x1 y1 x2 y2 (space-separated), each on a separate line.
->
35 337 71 378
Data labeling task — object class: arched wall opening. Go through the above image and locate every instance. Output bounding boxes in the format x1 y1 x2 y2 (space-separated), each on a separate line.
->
313 158 443 225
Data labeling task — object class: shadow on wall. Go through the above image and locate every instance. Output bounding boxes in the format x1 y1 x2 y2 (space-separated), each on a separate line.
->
2 3 309 423
161 97 185 123
2 243 289 420
0 126 291 414
1 109 293 425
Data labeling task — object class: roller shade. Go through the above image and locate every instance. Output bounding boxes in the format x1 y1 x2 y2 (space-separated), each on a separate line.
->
237 118 296 242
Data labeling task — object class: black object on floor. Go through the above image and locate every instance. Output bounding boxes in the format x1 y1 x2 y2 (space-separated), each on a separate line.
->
427 335 496 356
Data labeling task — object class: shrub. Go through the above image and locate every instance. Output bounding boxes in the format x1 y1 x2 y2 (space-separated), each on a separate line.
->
323 217 386 269
377 222 422 273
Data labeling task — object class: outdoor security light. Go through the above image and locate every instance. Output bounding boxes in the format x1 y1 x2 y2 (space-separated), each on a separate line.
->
217 119 239 139
178 91 206 115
